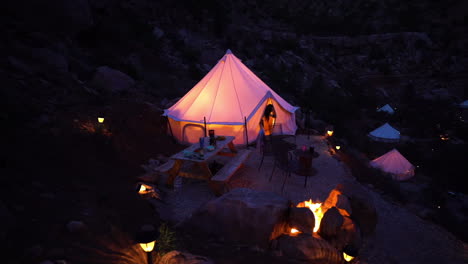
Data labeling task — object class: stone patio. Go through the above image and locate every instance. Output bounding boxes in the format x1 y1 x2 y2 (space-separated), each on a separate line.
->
151 134 466 264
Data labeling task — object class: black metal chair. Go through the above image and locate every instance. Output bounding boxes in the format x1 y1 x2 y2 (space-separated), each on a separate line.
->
258 122 296 170
268 137 297 193
257 129 273 171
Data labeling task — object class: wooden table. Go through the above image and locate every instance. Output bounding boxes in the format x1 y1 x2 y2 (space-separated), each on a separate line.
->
166 136 238 187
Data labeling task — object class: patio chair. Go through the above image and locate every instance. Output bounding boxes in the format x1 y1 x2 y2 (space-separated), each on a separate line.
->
257 128 273 170
272 123 297 144
258 123 296 170
269 137 297 193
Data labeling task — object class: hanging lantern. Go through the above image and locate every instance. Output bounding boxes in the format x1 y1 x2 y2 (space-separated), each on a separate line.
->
98 117 105 123
335 145 341 150
327 130 334 137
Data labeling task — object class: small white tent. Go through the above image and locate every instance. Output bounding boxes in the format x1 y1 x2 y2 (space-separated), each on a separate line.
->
164 50 299 145
459 100 468 109
368 123 400 142
377 104 395 114
370 149 415 180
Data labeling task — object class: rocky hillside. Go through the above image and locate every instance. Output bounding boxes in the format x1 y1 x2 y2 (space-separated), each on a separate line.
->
1 0 468 263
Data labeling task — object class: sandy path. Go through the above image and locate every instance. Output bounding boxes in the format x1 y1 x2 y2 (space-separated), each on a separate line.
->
153 135 466 264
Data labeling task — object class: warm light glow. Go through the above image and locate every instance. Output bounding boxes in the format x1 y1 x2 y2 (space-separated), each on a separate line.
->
139 241 155 252
98 117 105 123
290 228 300 234
297 199 324 232
138 183 153 194
343 252 354 262
439 135 449 141
327 130 334 136
335 145 341 150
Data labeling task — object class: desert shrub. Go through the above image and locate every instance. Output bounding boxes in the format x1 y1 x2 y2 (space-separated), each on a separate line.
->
156 223 179 256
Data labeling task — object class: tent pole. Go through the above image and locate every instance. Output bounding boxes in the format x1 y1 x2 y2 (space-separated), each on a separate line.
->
244 116 249 148
166 116 176 143
204 116 207 137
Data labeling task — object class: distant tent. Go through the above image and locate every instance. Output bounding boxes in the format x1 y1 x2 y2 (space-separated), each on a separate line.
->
163 49 299 145
368 123 400 142
459 100 468 109
377 104 395 114
370 149 415 180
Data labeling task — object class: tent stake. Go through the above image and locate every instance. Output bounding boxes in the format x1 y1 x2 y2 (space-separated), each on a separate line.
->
204 116 207 137
244 116 248 148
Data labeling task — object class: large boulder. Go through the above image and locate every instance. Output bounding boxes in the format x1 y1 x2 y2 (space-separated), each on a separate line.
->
328 216 362 252
288 207 315 235
32 48 69 74
322 188 352 216
158 250 213 264
183 188 289 248
0 201 13 242
276 234 343 264
318 207 344 239
5 0 93 34
92 66 135 93
335 182 378 237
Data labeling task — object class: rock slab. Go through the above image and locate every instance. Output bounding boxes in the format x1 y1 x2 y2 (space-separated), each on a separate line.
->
92 66 135 93
183 188 289 248
159 250 213 264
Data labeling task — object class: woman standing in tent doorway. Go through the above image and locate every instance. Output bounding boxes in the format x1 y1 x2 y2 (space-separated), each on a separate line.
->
260 104 276 136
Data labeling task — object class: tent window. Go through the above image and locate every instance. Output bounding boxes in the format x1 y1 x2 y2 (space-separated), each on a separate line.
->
261 104 276 136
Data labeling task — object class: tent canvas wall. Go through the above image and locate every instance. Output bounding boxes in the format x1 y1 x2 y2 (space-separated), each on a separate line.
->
370 149 415 180
459 100 468 109
164 50 298 145
368 123 400 142
377 104 395 114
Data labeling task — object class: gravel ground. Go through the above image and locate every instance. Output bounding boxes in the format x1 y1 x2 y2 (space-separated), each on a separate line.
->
153 135 466 264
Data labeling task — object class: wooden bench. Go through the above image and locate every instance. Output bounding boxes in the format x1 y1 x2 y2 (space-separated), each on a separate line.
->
209 149 252 196
137 159 175 183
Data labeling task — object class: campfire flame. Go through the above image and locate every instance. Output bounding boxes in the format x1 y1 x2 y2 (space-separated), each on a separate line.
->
297 199 324 233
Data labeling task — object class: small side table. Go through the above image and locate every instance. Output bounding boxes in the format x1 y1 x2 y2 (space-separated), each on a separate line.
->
292 149 319 187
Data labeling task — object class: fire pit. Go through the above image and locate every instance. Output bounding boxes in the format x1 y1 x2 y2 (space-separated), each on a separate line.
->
296 199 324 233
274 184 375 263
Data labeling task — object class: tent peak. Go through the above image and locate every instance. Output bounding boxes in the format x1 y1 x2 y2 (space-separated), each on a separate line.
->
226 49 233 54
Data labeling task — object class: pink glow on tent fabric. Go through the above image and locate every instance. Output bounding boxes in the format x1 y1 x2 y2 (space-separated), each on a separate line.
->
370 149 415 181
164 50 298 145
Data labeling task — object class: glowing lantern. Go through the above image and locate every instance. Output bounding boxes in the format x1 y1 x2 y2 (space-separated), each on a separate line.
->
439 134 449 141
343 252 354 262
98 117 105 123
140 240 155 252
335 145 341 150
327 130 334 137
136 228 160 264
137 183 154 194
343 244 358 262
290 228 300 235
